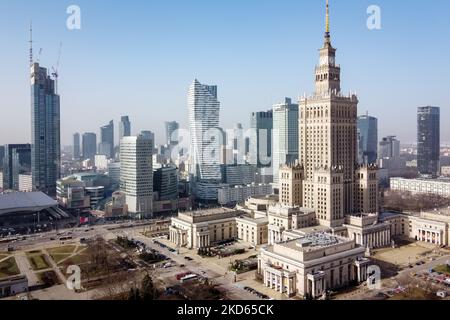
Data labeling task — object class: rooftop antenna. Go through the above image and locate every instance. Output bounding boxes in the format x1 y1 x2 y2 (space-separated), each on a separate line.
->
52 42 62 94
29 22 33 66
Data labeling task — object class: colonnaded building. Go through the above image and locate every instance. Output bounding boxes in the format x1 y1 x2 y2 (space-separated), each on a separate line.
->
168 1 449 299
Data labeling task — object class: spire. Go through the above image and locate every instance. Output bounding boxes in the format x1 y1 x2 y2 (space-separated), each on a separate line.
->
324 0 331 44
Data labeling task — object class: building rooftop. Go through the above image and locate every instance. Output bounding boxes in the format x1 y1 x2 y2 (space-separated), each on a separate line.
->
283 233 348 252
0 192 57 215
182 207 236 218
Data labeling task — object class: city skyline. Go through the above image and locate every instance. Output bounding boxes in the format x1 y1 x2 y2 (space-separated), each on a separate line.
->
0 0 449 146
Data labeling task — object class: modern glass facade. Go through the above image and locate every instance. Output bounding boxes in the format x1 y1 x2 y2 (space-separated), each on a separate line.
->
165 121 179 146
250 110 273 168
100 120 114 159
3 144 31 190
73 133 81 160
82 132 97 160
30 63 60 196
119 116 131 143
417 106 440 177
272 98 299 185
357 114 378 164
188 79 222 202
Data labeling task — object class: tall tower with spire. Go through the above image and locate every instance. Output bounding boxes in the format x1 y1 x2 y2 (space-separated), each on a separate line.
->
299 0 360 229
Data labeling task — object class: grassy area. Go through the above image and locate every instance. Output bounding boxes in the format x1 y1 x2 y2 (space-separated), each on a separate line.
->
47 245 79 264
47 245 77 255
59 253 91 269
434 264 450 276
0 254 10 261
27 252 51 271
0 257 20 279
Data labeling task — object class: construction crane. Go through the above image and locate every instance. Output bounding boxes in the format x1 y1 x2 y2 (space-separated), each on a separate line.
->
52 42 62 94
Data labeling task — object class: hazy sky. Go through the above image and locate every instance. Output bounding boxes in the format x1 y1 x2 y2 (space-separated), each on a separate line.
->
0 0 449 146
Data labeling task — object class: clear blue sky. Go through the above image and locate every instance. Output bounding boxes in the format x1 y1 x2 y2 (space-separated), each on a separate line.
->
0 0 449 146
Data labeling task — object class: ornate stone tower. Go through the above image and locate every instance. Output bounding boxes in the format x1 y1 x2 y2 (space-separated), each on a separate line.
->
299 0 359 228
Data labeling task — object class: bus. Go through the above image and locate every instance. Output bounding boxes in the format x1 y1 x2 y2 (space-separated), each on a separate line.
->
180 274 197 283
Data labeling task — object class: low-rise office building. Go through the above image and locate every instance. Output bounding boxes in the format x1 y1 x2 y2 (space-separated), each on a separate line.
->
390 177 450 197
218 183 273 206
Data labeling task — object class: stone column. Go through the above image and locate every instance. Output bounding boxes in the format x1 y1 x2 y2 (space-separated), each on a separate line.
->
280 275 284 293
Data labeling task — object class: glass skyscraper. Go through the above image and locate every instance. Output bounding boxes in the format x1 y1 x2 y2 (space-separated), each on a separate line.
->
73 133 81 160
165 121 179 146
31 63 60 196
3 144 31 190
357 113 378 164
250 110 273 168
188 79 222 202
417 106 440 177
272 98 299 185
100 120 114 159
82 132 97 160
119 116 131 143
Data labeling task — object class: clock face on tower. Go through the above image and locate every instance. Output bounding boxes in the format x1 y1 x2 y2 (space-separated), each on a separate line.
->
329 57 335 65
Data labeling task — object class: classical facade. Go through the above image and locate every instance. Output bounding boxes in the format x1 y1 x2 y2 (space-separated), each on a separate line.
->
381 210 450 247
279 163 304 207
267 204 317 245
343 213 391 249
258 233 370 298
169 208 241 249
296 0 382 230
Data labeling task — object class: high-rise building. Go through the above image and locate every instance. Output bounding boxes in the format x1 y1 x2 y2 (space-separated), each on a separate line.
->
100 120 114 159
272 98 299 186
417 106 440 177
82 133 97 161
378 136 400 159
231 123 245 165
153 164 178 201
165 121 179 146
119 116 131 143
299 0 362 227
250 110 273 169
73 133 81 160
31 63 61 195
357 113 378 164
188 79 222 202
3 144 31 190
0 146 5 170
120 135 153 218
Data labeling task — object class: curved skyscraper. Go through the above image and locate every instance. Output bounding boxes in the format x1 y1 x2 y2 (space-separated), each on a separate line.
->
188 79 222 202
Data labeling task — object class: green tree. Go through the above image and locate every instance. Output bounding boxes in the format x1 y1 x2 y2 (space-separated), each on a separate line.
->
141 275 156 301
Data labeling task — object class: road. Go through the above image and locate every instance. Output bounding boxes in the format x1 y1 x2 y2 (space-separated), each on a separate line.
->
132 233 262 300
